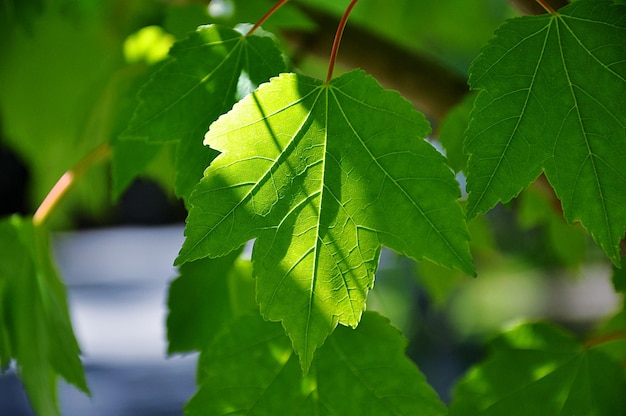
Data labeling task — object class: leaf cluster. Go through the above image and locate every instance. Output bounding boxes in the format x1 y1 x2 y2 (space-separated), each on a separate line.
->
1 0 626 415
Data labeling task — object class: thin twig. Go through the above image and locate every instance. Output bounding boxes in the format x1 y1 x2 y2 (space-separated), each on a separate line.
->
33 142 111 226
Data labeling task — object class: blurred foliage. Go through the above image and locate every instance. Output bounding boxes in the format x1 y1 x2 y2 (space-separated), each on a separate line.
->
294 0 516 71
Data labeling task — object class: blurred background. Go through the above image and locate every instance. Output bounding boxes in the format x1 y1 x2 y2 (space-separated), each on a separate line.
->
0 0 622 414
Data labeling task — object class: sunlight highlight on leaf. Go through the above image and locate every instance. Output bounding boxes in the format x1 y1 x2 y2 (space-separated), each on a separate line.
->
118 24 286 201
177 70 473 370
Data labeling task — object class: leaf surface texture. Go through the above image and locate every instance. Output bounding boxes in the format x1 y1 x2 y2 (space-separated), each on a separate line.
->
177 70 473 369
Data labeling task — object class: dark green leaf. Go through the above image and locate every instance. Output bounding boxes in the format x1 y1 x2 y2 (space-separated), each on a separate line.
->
465 1 626 265
613 262 626 294
517 183 588 267
438 92 476 173
166 247 256 354
186 312 446 416
120 24 287 200
449 322 626 416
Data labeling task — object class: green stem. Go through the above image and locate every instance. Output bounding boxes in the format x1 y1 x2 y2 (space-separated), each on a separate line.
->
535 0 557 15
33 142 111 227
326 0 360 84
247 0 290 36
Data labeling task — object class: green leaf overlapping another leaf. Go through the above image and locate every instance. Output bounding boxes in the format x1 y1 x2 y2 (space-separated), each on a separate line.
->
0 216 88 416
186 312 447 416
465 0 626 264
167 247 257 354
119 24 287 200
449 322 626 415
176 69 474 370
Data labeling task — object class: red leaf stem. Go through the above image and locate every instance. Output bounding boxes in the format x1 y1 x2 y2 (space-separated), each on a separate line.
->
326 0 360 84
535 0 557 15
247 0 290 36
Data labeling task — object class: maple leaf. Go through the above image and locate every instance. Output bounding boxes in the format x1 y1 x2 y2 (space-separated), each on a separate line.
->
465 0 626 264
176 70 474 370
186 312 447 416
449 322 626 415
0 216 89 416
118 24 286 200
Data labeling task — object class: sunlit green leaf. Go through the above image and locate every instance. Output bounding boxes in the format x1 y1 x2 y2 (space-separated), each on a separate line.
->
0 216 88 416
186 312 446 416
177 69 473 370
465 1 626 265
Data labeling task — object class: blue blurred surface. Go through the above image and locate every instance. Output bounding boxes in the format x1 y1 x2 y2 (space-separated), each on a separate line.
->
0 226 197 415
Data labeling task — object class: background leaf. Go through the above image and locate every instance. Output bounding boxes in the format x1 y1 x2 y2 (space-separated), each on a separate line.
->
0 2 124 226
177 70 473 370
167 247 256 354
186 312 447 416
119 24 287 201
465 1 626 264
438 92 476 173
449 322 626 416
0 216 88 416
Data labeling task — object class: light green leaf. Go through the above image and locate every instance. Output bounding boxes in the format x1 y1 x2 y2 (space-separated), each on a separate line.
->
0 216 88 416
120 24 286 200
186 312 447 416
465 1 626 265
177 70 474 370
449 322 626 416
